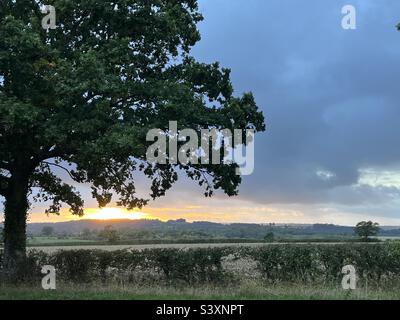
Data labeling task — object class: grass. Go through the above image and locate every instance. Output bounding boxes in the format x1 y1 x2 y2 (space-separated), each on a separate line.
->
1 282 400 300
27 237 97 246
24 236 366 248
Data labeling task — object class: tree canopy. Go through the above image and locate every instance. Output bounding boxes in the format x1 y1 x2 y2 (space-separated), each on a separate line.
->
0 0 265 269
354 221 380 241
0 0 265 212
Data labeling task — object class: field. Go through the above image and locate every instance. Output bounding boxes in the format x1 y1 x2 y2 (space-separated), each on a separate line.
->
2 242 400 300
2 283 400 300
27 242 354 254
28 243 267 253
28 237 97 245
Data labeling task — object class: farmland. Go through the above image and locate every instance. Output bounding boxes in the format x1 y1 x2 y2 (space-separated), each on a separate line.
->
2 220 400 300
27 242 357 254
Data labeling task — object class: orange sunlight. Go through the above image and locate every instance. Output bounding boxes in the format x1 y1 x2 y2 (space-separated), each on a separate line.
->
84 207 148 220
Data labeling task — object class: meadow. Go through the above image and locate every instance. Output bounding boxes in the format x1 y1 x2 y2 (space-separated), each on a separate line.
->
27 242 357 254
3 283 400 300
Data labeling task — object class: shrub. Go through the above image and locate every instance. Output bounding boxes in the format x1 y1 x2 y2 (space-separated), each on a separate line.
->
1 244 400 287
249 244 400 285
145 247 228 285
47 250 99 282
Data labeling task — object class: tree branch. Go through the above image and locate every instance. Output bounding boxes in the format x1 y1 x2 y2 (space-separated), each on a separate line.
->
41 161 75 180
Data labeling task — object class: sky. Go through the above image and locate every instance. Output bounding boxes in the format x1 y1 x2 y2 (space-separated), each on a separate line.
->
4 0 400 226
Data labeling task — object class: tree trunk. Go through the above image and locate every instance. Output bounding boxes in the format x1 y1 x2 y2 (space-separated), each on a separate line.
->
3 173 29 280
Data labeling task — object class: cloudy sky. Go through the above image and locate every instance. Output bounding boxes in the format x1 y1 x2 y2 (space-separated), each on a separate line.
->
20 0 400 225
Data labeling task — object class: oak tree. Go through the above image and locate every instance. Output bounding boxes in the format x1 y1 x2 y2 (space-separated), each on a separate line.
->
0 0 265 276
354 221 380 242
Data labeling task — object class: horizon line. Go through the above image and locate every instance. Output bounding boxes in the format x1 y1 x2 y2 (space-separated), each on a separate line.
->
1 218 397 228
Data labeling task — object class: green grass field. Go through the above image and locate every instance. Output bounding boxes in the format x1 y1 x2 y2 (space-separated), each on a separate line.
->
1 283 399 300
27 237 97 246
24 235 369 248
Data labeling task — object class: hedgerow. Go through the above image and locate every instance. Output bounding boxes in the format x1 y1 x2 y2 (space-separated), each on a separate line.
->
248 243 400 285
1 243 400 286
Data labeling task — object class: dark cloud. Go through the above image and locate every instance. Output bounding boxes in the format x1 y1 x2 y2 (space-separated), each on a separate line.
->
189 0 400 212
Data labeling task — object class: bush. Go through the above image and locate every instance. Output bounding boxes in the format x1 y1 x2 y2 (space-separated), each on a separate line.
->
247 245 320 283
146 248 228 284
1 244 400 287
249 244 400 286
0 247 229 285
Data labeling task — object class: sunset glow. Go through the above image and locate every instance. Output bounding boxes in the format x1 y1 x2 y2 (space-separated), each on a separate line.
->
84 207 148 220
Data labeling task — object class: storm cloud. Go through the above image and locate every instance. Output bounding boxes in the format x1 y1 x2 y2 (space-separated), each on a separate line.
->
187 0 400 212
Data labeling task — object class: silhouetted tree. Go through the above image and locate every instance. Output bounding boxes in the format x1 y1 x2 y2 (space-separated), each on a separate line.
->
354 221 380 241
41 226 54 237
99 225 120 243
81 228 92 240
0 0 265 274
264 232 275 242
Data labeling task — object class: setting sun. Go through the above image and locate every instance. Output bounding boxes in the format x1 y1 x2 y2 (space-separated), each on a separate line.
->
84 207 148 220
